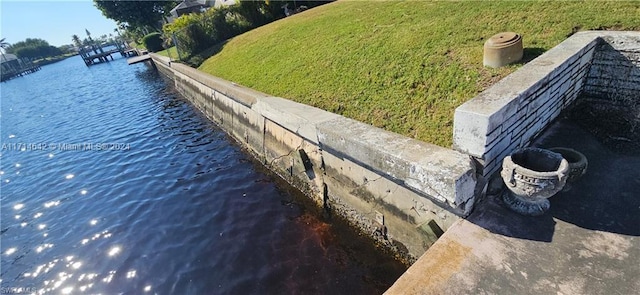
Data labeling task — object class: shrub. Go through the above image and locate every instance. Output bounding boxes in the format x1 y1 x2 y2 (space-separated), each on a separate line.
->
187 55 205 67
162 1 331 60
163 3 272 60
142 33 164 52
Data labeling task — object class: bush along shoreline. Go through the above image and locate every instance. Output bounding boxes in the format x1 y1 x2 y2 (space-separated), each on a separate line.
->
162 1 331 66
33 53 77 67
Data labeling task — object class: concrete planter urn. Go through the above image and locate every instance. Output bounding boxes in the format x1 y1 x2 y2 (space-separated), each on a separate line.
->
483 32 523 68
549 147 588 191
500 148 569 216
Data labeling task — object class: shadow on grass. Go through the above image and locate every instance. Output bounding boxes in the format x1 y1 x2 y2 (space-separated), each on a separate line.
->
518 47 547 64
183 40 229 68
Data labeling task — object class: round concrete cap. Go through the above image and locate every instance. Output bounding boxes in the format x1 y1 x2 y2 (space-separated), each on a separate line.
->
483 31 524 67
487 32 520 46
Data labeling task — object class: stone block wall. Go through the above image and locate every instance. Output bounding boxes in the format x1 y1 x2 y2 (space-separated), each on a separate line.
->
453 31 639 178
150 55 478 262
583 34 640 103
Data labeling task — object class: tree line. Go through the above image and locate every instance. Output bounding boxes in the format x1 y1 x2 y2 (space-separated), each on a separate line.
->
3 38 70 60
92 0 331 64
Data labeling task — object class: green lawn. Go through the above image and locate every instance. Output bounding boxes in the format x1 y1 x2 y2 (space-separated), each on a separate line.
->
157 46 179 59
129 41 146 50
198 1 640 147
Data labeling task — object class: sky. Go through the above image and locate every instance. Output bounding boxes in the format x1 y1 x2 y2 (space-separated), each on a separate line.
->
1 0 120 47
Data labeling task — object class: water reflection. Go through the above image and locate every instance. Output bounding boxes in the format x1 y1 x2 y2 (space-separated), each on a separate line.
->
107 246 121 257
5 248 17 255
43 201 59 208
1 55 405 294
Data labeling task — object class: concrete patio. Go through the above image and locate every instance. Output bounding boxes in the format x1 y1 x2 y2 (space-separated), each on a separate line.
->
386 110 640 294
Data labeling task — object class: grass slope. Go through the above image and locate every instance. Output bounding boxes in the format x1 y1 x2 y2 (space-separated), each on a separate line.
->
157 46 178 59
199 0 640 147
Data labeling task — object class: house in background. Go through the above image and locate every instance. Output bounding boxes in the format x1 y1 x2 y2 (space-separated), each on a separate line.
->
167 0 236 23
170 0 210 18
1 53 21 72
1 53 41 82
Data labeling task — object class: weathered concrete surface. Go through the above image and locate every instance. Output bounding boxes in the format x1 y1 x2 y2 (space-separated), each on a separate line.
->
386 118 640 294
584 33 640 102
453 31 640 178
149 53 478 261
150 28 639 290
500 148 569 216
393 31 640 295
153 55 173 79
172 62 267 107
317 116 477 215
252 96 340 144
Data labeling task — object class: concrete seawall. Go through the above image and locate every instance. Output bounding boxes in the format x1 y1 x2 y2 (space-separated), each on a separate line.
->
149 30 638 293
151 54 478 262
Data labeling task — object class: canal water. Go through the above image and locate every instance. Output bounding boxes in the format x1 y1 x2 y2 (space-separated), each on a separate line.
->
0 55 406 294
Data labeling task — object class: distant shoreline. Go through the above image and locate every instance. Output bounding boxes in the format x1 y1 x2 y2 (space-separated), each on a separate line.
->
34 53 78 67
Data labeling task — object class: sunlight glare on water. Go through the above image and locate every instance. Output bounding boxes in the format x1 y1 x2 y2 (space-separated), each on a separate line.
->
0 55 405 294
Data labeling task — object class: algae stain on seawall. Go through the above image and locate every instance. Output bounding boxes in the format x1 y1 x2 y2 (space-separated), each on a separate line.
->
0 55 406 294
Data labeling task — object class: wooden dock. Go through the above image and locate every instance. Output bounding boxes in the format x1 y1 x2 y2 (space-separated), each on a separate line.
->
76 37 132 66
122 49 138 57
127 55 152 65
0 65 41 82
82 49 120 65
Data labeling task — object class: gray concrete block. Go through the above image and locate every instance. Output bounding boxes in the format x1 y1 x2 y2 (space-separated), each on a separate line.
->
525 89 552 115
483 132 512 164
251 96 340 144
231 101 265 156
321 148 460 258
172 62 267 107
317 116 477 214
263 118 305 164
211 90 234 129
